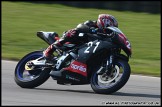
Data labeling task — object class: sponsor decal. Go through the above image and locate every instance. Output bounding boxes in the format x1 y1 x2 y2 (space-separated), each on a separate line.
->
71 64 86 72
66 75 80 81
64 61 87 77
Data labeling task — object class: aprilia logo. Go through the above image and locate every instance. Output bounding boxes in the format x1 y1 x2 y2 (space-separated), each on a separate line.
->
64 61 87 77
71 64 86 72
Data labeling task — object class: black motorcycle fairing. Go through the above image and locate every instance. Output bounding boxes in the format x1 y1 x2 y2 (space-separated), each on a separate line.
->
61 69 89 85
77 40 114 63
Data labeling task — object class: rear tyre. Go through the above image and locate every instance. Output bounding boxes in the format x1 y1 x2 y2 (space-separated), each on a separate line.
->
14 51 51 88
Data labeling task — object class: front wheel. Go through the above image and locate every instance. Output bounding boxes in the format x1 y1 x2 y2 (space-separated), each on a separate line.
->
14 51 51 88
90 60 131 94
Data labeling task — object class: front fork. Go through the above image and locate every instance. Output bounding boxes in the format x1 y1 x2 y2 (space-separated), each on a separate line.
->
97 55 115 75
105 55 115 75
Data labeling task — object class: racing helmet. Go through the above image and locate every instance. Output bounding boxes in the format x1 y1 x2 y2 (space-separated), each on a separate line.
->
97 14 118 28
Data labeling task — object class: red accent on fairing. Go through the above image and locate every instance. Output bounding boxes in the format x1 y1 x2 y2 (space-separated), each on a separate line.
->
118 33 127 45
118 33 132 54
63 61 87 77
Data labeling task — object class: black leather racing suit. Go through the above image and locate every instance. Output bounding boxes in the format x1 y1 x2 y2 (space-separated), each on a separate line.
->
53 20 113 48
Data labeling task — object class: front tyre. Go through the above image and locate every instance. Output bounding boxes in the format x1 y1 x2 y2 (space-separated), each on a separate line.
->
90 60 131 94
14 51 51 88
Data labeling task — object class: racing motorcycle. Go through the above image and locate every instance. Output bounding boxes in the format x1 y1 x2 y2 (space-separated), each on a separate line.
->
14 27 132 94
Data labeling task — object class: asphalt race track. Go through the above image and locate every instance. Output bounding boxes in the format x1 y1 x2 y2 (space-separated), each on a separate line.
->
2 60 161 106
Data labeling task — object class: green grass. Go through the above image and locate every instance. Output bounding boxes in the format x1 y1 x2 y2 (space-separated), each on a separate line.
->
2 1 161 77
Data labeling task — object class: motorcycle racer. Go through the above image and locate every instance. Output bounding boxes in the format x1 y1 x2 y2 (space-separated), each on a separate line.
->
15 14 132 93
37 14 118 60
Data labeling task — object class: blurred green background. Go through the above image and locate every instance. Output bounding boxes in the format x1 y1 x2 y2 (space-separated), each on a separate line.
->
2 1 160 77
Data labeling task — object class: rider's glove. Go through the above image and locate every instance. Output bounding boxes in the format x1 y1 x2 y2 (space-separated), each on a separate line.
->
90 27 98 34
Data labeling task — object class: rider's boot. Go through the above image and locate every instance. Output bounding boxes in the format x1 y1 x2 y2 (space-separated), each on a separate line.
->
43 45 56 60
43 43 63 78
43 44 64 78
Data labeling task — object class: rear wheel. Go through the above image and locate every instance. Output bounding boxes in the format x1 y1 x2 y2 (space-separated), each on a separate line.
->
14 51 51 88
90 60 131 94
